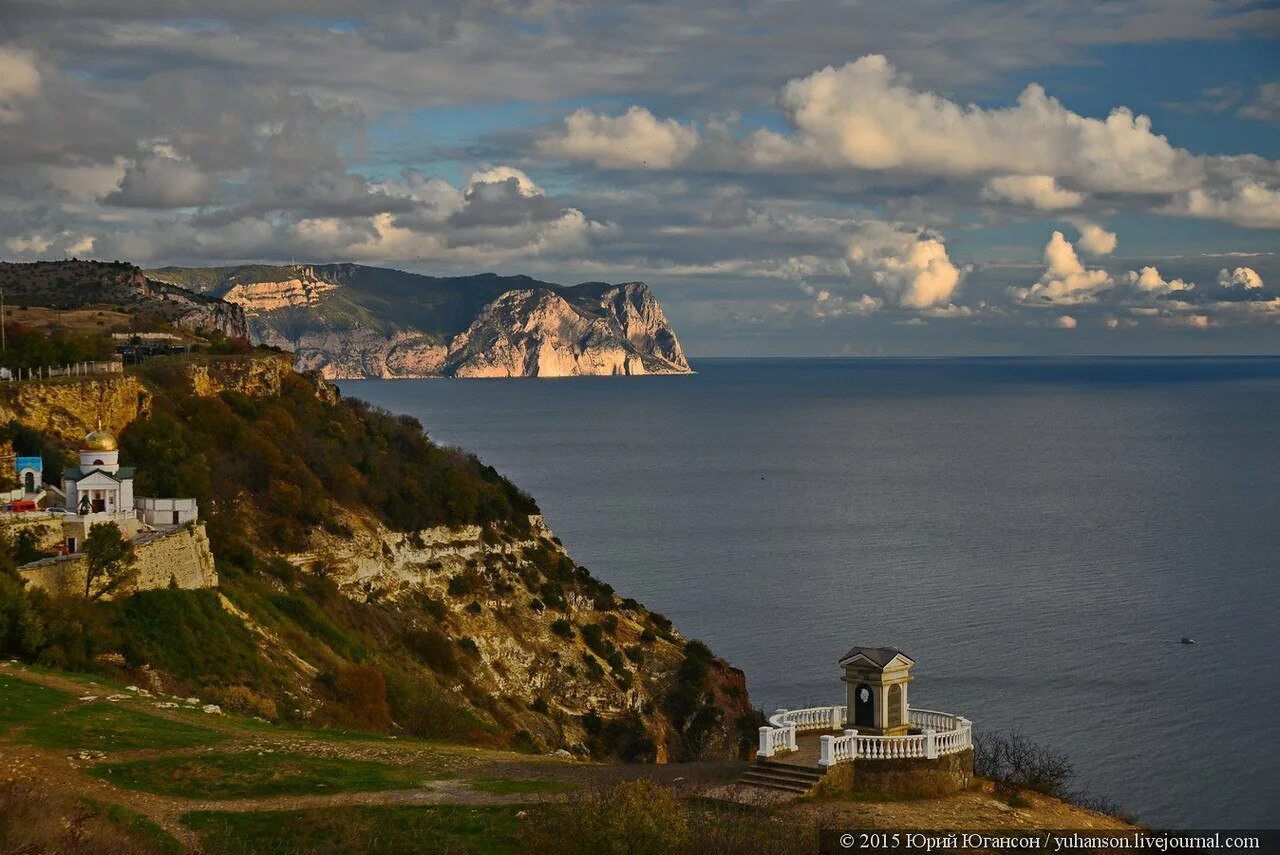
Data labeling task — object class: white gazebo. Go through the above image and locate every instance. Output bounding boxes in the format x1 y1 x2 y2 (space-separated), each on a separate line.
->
756 646 972 767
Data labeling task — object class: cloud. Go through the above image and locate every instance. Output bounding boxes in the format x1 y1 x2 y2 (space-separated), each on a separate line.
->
1125 266 1190 295
1052 315 1077 329
103 152 219 208
1218 266 1263 289
1166 180 1280 229
1239 82 1280 124
1011 231 1112 304
981 175 1085 210
540 107 701 169
801 285 883 318
846 222 965 308
1126 264 1182 295
536 55 1280 234
5 230 94 256
1075 222 1117 255
0 47 40 122
742 55 1204 194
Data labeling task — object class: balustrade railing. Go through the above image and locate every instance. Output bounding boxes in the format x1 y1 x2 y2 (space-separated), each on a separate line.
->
757 704 973 765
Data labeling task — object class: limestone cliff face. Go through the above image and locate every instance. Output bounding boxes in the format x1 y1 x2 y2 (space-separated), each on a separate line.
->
291 511 752 761
158 287 250 340
176 353 296 398
221 272 337 313
0 375 151 443
445 284 690 378
145 263 692 380
0 355 299 444
255 328 448 381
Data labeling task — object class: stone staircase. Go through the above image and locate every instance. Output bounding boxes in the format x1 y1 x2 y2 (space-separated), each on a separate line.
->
737 758 827 796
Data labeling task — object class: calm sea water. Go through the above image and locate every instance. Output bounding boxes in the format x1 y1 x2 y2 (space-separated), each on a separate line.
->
340 358 1280 828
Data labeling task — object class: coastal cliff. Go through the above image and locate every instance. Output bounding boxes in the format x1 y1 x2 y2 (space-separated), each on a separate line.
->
0 352 751 763
148 263 692 379
291 511 751 760
445 283 689 378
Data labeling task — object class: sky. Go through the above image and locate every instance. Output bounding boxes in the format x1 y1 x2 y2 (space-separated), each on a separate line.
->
2 1 1280 356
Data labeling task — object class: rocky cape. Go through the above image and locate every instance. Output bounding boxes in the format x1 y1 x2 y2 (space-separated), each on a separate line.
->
147 263 692 379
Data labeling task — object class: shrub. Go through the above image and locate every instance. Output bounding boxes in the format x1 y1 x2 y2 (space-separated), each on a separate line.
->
539 581 566 610
382 668 493 744
550 619 573 638
465 601 482 614
457 637 480 657
219 685 278 720
333 664 391 731
974 730 1081 806
446 575 474 597
511 729 541 754
662 640 721 761
403 626 458 675
579 623 605 656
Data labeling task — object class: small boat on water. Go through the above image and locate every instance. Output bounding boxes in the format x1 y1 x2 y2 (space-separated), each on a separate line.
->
1179 637 1196 645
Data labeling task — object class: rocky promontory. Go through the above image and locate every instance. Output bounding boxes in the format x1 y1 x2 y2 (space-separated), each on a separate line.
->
148 263 692 379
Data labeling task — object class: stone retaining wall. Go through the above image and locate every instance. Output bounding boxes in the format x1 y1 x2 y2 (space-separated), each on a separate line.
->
18 522 217 598
817 748 975 798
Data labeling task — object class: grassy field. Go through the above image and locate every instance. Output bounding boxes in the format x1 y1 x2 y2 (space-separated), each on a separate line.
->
91 752 435 799
181 805 528 855
84 798 187 855
0 673 72 732
23 703 228 751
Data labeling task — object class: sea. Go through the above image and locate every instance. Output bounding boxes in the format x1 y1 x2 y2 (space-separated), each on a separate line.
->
339 357 1280 828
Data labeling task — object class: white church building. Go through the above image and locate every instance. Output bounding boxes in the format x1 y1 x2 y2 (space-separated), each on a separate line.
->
52 430 198 554
62 431 136 516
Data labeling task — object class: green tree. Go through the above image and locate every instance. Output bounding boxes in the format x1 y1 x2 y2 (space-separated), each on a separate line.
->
82 522 138 600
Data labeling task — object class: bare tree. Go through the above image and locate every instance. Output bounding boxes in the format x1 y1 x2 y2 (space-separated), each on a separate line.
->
974 729 1078 803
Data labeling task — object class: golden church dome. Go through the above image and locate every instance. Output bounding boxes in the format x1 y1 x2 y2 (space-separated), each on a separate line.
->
83 430 118 452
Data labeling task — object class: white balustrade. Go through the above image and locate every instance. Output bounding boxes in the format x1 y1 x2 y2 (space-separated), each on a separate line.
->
766 703 973 767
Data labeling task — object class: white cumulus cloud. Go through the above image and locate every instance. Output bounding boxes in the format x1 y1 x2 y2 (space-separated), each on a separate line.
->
1167 179 1280 228
1217 266 1264 289
982 175 1086 210
1075 222 1117 255
746 55 1203 193
540 106 701 169
1012 231 1113 304
1124 266 1191 294
846 222 965 309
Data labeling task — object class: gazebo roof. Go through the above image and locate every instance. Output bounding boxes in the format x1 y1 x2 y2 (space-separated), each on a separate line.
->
839 646 914 669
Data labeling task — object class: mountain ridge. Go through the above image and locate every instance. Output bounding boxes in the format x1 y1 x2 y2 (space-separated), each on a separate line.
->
147 262 692 379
